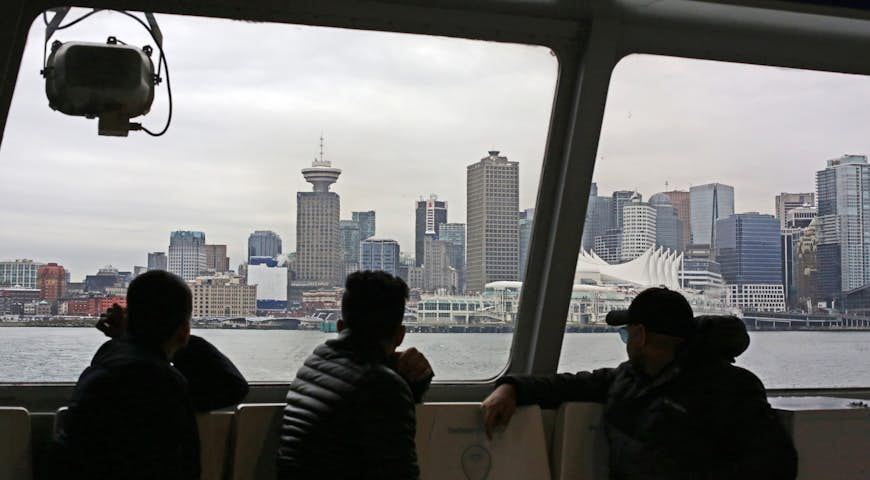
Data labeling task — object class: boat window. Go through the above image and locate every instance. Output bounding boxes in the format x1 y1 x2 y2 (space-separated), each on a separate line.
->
559 54 870 388
0 9 557 382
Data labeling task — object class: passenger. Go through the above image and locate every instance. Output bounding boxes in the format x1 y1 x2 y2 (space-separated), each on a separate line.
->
482 287 798 480
277 270 434 479
48 270 249 480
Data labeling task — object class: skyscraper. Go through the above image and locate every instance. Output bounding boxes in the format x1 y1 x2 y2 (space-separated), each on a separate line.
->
663 190 691 249
0 259 43 288
816 154 870 302
204 244 230 273
715 213 784 312
147 252 167 271
611 190 636 231
518 208 535 281
581 183 613 251
415 195 448 267
438 223 466 292
37 262 66 301
296 147 342 286
689 183 734 249
593 229 622 264
621 200 657 262
360 238 401 276
168 231 207 281
775 192 815 229
247 230 282 261
339 220 362 266
649 193 683 253
423 236 458 293
352 211 376 241
466 151 519 292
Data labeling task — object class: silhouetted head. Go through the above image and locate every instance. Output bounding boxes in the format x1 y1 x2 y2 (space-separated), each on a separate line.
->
339 270 409 350
126 270 192 349
606 287 695 375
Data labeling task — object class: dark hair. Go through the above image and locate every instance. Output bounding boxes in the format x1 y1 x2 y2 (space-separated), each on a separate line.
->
341 270 409 342
126 270 192 345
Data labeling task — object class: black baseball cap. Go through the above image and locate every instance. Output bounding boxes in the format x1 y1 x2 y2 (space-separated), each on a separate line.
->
606 287 696 338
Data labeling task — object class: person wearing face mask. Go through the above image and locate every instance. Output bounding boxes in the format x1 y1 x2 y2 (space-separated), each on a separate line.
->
481 287 797 480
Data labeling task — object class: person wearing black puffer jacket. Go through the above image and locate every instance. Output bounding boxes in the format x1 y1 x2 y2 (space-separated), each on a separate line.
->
483 287 798 480
277 270 434 480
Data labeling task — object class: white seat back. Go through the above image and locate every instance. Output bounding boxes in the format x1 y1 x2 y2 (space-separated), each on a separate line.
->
228 403 284 480
550 402 609 480
0 407 32 480
197 411 233 480
415 403 550 480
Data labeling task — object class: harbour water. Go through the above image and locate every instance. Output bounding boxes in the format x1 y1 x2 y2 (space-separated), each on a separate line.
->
0 328 867 388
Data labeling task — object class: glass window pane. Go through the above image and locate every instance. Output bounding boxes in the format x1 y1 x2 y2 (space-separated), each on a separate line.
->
0 10 556 381
559 54 870 389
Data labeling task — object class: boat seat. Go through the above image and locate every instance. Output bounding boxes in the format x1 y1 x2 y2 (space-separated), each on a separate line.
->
55 406 233 480
415 403 551 480
550 402 609 480
227 403 284 480
0 407 33 480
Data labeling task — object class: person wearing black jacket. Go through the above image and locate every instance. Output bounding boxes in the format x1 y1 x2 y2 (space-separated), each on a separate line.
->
49 270 249 480
482 287 798 480
277 270 434 480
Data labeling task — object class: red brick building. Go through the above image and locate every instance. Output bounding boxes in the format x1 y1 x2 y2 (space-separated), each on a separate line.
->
37 263 66 301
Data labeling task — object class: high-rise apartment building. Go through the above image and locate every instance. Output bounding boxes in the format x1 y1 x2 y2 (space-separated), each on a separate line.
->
716 213 784 312
518 208 535 281
663 190 691 249
0 259 43 288
816 154 870 302
649 193 683 252
581 183 613 251
423 237 458 293
296 154 342 286
438 223 466 292
247 230 282 261
37 262 66 301
359 238 401 276
415 195 448 267
147 252 167 271
689 183 734 248
352 211 376 241
776 192 815 229
621 202 657 262
593 229 622 264
796 218 819 311
466 151 519 292
611 190 636 231
168 231 207 281
340 220 362 267
205 244 230 273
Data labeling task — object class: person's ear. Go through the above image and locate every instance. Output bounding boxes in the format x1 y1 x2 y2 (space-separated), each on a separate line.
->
637 324 647 347
337 319 345 332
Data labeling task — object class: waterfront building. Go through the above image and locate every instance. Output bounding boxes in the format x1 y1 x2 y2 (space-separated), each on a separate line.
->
296 152 342 286
663 190 691 249
204 244 230 273
581 183 614 251
689 183 734 248
359 238 401 276
593 228 622 264
168 231 207 281
518 208 535 281
0 286 41 315
679 244 725 298
466 150 520 292
715 212 784 312
190 274 256 318
247 230 282 261
776 192 815 229
37 262 66 301
815 154 870 303
352 211 376 241
650 192 684 252
415 195 448 267
438 223 466 292
0 259 43 289
147 252 167 271
246 263 288 310
339 219 362 267
621 201 657 262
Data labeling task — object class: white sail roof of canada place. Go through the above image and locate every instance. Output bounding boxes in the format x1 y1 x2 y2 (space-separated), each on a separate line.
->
576 247 683 290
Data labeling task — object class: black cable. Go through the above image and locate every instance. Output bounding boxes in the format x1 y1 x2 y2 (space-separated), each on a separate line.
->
55 9 103 30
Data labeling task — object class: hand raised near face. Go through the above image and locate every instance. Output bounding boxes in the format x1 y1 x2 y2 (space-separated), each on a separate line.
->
395 347 434 384
95 303 127 339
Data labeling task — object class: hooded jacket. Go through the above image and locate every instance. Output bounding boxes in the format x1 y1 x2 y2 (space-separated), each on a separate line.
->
499 315 798 480
277 330 432 480
49 335 249 480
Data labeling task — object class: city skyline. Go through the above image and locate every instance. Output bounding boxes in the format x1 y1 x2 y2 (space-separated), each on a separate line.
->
4 13 870 279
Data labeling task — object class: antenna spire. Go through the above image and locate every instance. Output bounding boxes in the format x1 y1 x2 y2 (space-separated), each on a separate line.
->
319 134 325 164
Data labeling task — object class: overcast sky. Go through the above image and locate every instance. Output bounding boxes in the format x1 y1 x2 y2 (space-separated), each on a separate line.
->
2 9 870 281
